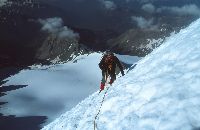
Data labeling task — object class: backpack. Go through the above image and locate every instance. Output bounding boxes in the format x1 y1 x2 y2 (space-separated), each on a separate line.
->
104 54 114 71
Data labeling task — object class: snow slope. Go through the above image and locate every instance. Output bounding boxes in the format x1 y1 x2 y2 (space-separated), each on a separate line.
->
42 18 200 130
1 53 139 125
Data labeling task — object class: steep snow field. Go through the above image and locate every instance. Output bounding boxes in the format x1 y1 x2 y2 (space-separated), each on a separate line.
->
42 18 200 130
0 53 139 124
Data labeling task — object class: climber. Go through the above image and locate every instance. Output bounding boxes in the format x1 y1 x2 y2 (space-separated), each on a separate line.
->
98 51 124 92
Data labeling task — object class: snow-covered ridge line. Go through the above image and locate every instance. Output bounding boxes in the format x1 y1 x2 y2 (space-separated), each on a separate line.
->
43 18 200 130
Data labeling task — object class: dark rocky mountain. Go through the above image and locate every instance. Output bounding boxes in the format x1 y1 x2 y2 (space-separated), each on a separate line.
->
35 34 90 63
0 0 199 67
107 16 196 56
0 0 93 67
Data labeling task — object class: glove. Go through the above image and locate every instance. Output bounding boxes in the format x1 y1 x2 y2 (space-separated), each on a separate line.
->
122 72 125 76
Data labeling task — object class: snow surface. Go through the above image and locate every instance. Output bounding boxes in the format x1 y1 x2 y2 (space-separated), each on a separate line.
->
115 54 140 65
42 18 200 130
0 53 139 125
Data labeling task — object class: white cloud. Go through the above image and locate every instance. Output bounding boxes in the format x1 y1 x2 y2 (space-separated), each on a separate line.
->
99 0 117 10
125 0 130 2
132 16 155 29
142 3 155 14
38 17 63 33
125 0 155 3
58 26 79 39
38 17 79 39
0 0 7 7
139 0 151 3
157 4 200 16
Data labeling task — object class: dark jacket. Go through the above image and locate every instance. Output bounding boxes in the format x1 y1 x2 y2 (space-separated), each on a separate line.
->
99 54 124 76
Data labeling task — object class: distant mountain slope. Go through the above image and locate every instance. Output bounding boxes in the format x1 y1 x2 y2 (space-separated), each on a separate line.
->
0 0 198 67
42 18 200 130
107 16 196 56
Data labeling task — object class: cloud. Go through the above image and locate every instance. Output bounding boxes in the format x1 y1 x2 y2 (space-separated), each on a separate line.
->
125 0 130 2
138 0 152 3
142 3 155 14
38 17 79 39
38 17 63 33
125 0 155 3
157 4 200 16
99 0 117 10
131 16 155 29
0 0 7 7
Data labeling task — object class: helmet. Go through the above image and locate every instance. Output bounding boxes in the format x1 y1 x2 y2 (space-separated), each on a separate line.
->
104 50 114 56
